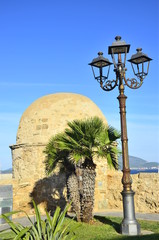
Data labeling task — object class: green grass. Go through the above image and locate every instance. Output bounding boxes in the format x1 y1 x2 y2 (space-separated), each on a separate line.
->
0 230 14 239
0 216 159 240
70 216 159 240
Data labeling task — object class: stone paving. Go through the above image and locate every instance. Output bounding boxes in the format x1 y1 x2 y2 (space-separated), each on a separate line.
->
94 210 159 222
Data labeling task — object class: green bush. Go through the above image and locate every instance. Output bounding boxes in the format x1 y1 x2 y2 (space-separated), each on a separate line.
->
0 200 79 240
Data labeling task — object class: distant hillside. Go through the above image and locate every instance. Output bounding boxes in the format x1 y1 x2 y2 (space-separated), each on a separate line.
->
1 168 12 174
143 162 159 168
118 156 159 169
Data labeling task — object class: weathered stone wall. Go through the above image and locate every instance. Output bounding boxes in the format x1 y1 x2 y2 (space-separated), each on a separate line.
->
11 145 46 181
10 159 108 217
9 93 158 217
0 171 158 216
16 93 107 145
11 93 109 216
94 159 108 211
12 174 67 217
107 170 159 213
133 173 159 213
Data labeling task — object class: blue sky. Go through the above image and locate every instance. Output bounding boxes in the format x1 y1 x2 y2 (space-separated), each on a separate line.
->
0 0 159 170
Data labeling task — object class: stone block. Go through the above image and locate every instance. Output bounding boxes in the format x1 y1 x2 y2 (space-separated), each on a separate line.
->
98 199 108 210
42 124 48 129
36 125 41 130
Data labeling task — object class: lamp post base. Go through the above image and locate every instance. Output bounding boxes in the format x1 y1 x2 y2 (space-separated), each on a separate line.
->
120 190 141 235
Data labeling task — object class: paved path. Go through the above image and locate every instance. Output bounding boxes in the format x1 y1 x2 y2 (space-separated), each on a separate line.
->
93 210 159 222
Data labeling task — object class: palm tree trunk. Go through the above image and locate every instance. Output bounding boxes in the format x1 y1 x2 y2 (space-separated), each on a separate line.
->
80 158 96 223
66 172 81 222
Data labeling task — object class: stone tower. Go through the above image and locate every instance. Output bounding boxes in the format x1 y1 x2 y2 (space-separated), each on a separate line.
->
10 93 109 215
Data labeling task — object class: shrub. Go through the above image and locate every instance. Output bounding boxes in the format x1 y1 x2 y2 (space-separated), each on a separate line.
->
0 200 78 239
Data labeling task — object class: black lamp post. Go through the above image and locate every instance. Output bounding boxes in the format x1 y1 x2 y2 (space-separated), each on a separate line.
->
89 36 152 236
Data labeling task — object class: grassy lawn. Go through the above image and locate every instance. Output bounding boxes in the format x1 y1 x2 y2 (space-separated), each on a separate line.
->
72 216 159 240
0 216 158 240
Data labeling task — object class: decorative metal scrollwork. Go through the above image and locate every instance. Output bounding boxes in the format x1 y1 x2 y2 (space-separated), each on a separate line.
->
98 77 118 91
124 76 143 89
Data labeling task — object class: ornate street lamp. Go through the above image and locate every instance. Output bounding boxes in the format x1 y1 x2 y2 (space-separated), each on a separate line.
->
89 36 152 236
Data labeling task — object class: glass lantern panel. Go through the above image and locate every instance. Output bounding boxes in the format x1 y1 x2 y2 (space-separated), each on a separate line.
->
92 61 110 68
131 56 149 64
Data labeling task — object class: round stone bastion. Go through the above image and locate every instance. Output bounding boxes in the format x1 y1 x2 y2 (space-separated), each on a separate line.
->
10 93 109 216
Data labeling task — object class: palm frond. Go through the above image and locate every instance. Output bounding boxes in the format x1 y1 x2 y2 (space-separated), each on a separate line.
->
44 133 74 175
108 125 121 141
44 116 121 174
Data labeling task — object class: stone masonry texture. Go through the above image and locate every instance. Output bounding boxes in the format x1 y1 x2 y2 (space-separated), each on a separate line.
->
10 93 109 216
2 92 157 217
107 170 159 213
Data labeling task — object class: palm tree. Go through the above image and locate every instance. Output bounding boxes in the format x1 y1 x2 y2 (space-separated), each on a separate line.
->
44 134 81 222
44 116 120 223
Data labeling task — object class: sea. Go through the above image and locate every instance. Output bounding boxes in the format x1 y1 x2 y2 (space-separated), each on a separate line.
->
130 169 158 174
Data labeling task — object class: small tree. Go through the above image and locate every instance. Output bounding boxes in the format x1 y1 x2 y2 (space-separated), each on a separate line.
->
44 116 120 223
